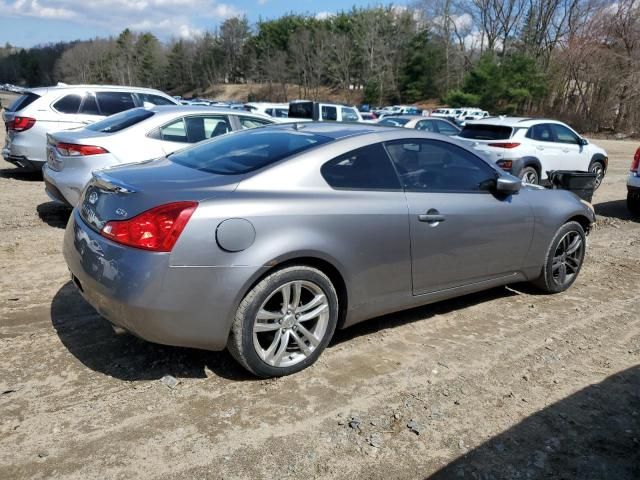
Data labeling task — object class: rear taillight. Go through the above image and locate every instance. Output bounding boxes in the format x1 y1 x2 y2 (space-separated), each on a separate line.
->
56 142 108 156
8 116 36 132
496 159 513 170
631 147 640 173
488 142 520 148
101 202 197 252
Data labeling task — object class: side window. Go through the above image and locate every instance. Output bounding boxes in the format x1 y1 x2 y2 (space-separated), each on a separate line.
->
435 120 460 136
416 120 435 132
182 116 230 143
527 123 554 142
385 139 496 192
321 106 337 121
53 95 81 114
238 116 271 129
96 92 136 116
80 95 100 115
137 93 175 106
159 118 188 143
551 124 579 144
321 143 401 190
341 107 359 122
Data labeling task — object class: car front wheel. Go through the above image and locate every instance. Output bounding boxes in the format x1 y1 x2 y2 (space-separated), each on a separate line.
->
227 266 339 377
532 221 586 293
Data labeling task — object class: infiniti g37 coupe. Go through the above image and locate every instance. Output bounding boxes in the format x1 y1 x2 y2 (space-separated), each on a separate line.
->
63 123 595 377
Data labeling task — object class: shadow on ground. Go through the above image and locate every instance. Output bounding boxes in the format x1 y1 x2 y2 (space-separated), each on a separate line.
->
594 199 639 223
52 280 523 381
51 281 256 382
0 167 42 181
429 365 640 479
37 201 71 228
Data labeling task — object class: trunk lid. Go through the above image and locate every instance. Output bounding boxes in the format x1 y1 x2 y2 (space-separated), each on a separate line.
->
79 157 243 233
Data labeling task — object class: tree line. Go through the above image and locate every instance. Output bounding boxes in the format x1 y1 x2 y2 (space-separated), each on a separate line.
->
0 0 638 133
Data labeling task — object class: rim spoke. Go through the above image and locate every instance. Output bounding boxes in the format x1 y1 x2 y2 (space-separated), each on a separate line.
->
270 330 291 366
262 329 283 362
291 329 312 356
280 284 291 313
566 256 581 271
566 236 582 255
257 309 282 321
298 303 328 322
297 294 326 314
558 263 567 285
291 282 302 310
254 321 281 332
297 324 320 347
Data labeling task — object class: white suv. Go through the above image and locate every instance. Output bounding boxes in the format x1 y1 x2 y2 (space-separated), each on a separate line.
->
2 84 178 171
456 117 608 187
628 146 640 213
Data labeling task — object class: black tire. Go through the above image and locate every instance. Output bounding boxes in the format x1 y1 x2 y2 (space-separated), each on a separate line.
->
520 166 539 185
628 193 640 215
589 161 605 190
227 265 339 377
532 221 586 293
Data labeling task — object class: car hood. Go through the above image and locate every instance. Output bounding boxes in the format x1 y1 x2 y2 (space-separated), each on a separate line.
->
79 157 242 232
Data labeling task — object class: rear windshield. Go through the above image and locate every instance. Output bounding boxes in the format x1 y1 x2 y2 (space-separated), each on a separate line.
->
6 92 40 112
86 108 155 133
169 128 332 175
378 117 411 127
459 124 513 140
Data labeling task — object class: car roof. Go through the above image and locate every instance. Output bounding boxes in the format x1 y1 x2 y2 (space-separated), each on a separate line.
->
466 116 568 128
27 84 171 96
145 105 272 118
262 121 394 140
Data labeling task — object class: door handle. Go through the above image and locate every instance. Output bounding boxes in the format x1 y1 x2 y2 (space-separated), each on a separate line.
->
536 146 544 150
419 209 445 224
562 148 570 153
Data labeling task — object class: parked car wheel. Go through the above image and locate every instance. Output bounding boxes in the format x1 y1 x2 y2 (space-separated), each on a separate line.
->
227 266 339 377
628 193 640 214
520 166 539 185
589 161 605 189
532 221 586 293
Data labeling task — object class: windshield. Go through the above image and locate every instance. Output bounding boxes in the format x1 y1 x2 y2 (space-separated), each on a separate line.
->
459 124 513 140
169 128 332 175
378 117 411 127
86 108 155 133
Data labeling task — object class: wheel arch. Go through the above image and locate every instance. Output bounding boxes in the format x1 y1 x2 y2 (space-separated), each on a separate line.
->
520 156 543 177
589 152 608 172
566 214 593 235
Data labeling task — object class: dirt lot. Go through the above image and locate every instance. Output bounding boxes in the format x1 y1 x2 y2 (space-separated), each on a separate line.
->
0 92 638 480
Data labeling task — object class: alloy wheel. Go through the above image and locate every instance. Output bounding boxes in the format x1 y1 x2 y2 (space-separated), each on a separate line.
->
551 231 584 287
252 280 330 368
522 169 538 184
590 163 604 188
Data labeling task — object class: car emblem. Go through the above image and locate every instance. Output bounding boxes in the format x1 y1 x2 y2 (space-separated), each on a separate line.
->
88 191 98 204
115 208 127 217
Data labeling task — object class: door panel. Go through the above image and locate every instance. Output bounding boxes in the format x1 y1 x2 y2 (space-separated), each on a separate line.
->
385 138 535 295
405 191 533 294
550 124 588 171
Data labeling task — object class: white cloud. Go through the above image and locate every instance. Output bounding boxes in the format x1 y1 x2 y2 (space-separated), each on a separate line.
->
0 0 242 39
315 11 334 20
257 0 267 4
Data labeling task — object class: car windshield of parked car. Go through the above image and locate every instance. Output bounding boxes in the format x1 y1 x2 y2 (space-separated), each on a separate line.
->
169 129 332 175
379 117 411 127
459 124 513 140
86 108 155 133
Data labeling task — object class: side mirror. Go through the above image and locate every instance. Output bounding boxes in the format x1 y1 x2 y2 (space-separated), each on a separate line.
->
579 138 588 146
495 176 522 194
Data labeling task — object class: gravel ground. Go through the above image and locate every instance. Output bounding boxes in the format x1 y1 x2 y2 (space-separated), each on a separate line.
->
0 93 639 479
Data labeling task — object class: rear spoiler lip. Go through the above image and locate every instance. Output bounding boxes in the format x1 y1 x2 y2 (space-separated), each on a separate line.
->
92 170 137 194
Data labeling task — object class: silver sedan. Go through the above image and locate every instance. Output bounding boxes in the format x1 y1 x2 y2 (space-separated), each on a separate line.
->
64 123 595 377
43 106 274 206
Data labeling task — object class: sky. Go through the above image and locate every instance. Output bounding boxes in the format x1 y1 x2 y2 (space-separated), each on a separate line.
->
0 0 409 48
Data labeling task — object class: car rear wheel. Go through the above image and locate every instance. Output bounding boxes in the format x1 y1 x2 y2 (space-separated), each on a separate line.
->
589 161 605 190
532 221 586 293
520 166 539 185
227 266 339 377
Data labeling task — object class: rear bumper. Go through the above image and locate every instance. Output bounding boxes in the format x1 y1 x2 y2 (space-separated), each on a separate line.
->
42 163 84 206
2 153 44 171
63 210 263 351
